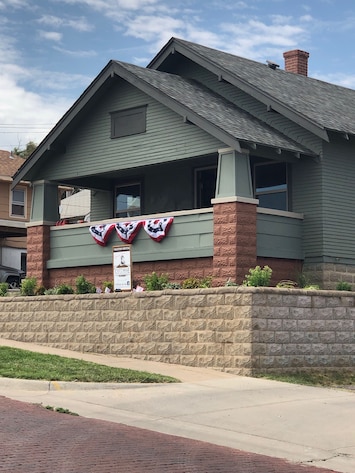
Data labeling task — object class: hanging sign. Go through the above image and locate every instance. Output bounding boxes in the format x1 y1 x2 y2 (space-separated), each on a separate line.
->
113 245 132 291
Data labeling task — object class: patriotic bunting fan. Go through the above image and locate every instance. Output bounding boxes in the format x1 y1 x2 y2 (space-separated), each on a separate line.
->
115 221 142 244
143 217 174 242
89 223 115 246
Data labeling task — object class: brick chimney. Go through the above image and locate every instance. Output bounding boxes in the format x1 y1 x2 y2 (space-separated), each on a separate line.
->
283 49 309 76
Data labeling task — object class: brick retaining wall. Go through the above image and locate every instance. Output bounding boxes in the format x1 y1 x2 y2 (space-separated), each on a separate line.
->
0 287 354 375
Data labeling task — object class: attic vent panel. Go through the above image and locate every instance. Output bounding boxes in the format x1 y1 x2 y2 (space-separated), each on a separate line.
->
111 105 147 139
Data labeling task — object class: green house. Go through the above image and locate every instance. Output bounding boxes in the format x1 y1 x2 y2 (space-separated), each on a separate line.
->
13 38 355 289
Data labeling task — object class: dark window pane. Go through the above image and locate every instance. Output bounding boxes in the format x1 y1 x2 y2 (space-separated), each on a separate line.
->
255 162 288 211
115 183 141 218
111 106 147 139
195 167 217 208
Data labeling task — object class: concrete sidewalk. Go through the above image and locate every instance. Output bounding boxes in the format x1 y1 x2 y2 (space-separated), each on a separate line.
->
1 338 354 473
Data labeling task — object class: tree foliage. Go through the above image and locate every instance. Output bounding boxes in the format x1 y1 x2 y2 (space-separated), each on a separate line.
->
12 141 37 159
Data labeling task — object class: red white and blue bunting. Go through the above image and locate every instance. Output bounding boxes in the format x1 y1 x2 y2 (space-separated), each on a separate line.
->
89 223 115 246
115 220 142 244
143 217 174 242
89 217 174 246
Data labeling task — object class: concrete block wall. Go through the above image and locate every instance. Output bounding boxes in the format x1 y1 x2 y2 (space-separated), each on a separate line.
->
0 287 354 375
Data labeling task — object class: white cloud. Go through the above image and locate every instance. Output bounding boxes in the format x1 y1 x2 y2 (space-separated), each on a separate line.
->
59 0 158 10
37 14 94 32
53 46 98 58
39 30 62 42
313 72 355 89
0 74 71 151
219 18 307 60
0 0 29 9
124 15 185 42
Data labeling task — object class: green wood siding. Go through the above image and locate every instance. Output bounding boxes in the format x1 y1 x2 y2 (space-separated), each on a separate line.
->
47 209 302 270
169 57 322 156
38 80 225 182
90 190 112 221
47 210 214 270
292 158 323 259
321 139 355 260
257 210 303 259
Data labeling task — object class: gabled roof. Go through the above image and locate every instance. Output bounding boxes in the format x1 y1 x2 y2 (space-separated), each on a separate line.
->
114 61 312 154
13 54 315 187
149 38 355 139
0 150 25 180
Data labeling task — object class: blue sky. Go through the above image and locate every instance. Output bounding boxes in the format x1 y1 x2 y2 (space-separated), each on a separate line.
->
1 0 355 151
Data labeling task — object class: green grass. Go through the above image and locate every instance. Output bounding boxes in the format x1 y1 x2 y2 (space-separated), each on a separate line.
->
256 371 355 388
0 347 179 383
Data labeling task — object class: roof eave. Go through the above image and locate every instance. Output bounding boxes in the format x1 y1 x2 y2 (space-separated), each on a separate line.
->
149 38 330 143
113 63 315 158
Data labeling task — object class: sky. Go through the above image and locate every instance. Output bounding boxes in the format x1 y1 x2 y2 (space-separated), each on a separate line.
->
1 0 355 152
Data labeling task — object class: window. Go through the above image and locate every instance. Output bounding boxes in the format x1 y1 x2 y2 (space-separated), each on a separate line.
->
194 166 217 208
254 162 288 211
115 183 141 218
111 105 147 139
11 187 26 217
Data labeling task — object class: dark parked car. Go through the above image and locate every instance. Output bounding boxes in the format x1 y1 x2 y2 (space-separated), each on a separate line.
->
0 265 25 289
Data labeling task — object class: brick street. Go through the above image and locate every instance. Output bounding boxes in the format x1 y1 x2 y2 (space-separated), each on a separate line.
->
0 396 339 473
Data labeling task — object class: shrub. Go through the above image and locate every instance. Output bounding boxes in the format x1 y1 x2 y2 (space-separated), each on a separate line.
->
143 272 169 291
0 282 9 297
303 285 320 290
103 281 114 292
181 276 212 289
336 281 352 291
162 282 182 290
56 283 74 294
44 287 58 295
20 277 37 296
35 286 46 296
75 275 96 294
243 265 272 287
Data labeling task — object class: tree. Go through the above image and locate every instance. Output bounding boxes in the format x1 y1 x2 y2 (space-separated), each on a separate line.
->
12 141 37 159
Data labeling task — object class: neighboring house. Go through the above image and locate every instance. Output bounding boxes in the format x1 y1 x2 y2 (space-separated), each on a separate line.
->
59 188 91 223
12 38 355 289
0 150 31 273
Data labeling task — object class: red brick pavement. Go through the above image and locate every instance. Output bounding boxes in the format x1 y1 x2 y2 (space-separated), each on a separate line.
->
0 396 339 473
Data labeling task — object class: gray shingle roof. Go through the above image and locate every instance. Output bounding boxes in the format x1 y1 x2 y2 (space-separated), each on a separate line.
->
117 61 312 154
174 38 355 135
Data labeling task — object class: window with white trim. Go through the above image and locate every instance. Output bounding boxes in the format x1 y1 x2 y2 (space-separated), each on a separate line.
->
11 187 26 217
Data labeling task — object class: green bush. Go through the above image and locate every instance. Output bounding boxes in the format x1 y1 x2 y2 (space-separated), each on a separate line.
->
0 282 9 297
75 275 96 294
162 282 182 290
44 287 58 295
103 281 114 292
56 283 74 294
181 276 212 289
20 277 37 296
336 281 352 291
35 286 46 295
143 272 169 291
243 265 272 287
303 285 320 290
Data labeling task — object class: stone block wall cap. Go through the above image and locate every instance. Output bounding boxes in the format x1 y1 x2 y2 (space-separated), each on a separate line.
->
212 196 259 205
